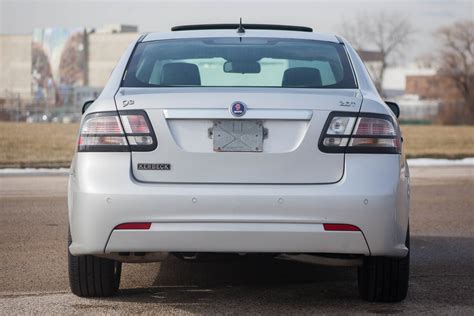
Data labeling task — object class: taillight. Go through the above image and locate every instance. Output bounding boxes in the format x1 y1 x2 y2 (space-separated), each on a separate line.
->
319 112 401 154
78 111 157 152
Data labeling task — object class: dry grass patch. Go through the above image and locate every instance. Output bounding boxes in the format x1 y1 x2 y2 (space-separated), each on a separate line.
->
401 125 474 159
0 123 79 168
0 123 473 167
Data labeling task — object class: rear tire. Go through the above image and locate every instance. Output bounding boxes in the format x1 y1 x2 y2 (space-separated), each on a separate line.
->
68 230 122 297
358 228 410 302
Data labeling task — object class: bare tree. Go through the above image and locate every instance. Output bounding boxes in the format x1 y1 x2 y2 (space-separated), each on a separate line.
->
436 20 474 123
340 12 415 95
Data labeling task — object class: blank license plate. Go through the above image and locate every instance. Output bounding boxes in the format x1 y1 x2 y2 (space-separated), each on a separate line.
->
213 120 263 152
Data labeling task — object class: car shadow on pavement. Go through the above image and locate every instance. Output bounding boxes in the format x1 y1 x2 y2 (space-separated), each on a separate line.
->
96 235 474 313
151 255 356 287
113 257 362 310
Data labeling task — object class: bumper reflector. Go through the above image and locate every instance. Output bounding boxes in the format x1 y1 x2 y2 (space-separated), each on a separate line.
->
323 224 360 231
114 223 151 230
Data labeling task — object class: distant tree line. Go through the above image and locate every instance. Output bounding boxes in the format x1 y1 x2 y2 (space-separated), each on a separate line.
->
340 12 473 125
436 20 474 124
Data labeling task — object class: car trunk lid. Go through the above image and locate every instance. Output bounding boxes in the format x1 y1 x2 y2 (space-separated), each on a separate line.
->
115 87 362 184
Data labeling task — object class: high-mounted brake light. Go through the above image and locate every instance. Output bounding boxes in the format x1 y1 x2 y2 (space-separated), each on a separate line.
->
319 112 401 154
78 111 157 152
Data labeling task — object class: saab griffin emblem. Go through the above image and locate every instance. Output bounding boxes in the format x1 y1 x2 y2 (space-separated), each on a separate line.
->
122 99 135 107
230 101 247 117
137 163 171 171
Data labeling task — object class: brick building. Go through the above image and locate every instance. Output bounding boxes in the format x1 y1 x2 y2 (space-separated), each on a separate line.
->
405 74 462 102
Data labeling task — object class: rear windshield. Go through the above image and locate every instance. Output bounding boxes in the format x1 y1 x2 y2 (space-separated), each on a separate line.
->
122 37 357 89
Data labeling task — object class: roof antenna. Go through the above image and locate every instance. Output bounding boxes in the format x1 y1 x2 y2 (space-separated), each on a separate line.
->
237 17 245 34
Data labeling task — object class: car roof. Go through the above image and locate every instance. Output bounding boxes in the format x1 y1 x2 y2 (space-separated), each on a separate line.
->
142 29 339 43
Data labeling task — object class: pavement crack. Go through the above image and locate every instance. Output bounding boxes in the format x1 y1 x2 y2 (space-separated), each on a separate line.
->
0 291 69 299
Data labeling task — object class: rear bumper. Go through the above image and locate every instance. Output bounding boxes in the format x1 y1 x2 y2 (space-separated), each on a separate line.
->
106 223 370 255
68 153 410 258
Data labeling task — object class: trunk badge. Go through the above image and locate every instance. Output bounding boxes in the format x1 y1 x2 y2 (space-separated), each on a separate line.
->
230 101 247 117
122 100 134 107
339 101 355 107
137 163 171 171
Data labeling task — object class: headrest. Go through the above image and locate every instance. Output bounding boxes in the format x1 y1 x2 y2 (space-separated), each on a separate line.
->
160 62 201 86
282 67 322 88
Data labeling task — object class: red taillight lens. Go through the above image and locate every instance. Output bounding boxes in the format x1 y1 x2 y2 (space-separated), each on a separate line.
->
122 115 150 134
81 115 124 134
319 112 401 154
78 111 156 152
349 116 400 153
79 114 128 151
354 117 396 136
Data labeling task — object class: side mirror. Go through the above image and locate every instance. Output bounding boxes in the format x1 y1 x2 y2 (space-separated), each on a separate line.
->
82 100 95 114
385 101 400 118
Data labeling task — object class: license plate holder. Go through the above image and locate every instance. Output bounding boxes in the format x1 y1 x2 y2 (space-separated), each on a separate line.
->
213 120 263 152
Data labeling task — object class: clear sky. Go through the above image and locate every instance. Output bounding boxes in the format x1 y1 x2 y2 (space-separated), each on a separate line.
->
1 0 473 64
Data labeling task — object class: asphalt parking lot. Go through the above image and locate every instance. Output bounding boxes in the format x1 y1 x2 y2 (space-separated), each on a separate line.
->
0 166 473 314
